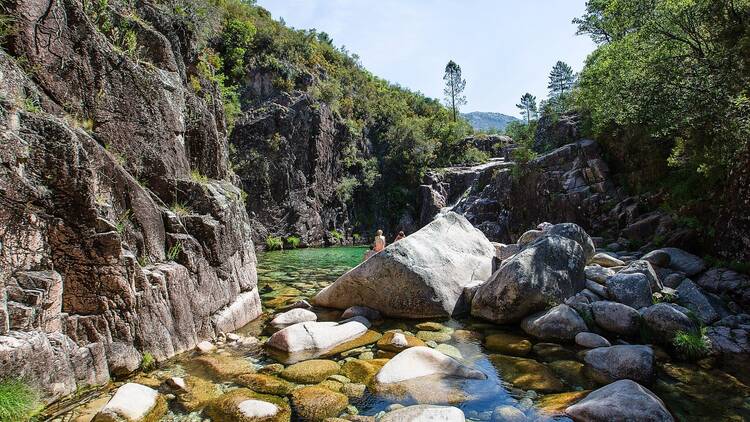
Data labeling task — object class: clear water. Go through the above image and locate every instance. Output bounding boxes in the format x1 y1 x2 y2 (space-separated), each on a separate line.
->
45 246 750 421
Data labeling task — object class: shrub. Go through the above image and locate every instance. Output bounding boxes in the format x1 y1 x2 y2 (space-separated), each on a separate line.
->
141 352 156 372
329 230 343 241
673 329 710 361
265 236 283 250
0 379 40 421
170 202 192 217
285 236 300 249
190 169 208 184
166 242 182 261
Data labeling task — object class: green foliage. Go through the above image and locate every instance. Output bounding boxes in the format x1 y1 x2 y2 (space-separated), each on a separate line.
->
0 379 40 421
190 169 208 184
329 230 343 241
221 18 256 81
443 60 467 121
170 202 192 217
673 328 710 361
352 233 361 242
137 255 150 267
547 61 576 102
166 242 182 261
516 93 538 124
21 96 40 113
140 352 156 372
704 256 750 275
115 209 132 234
265 236 283 250
285 235 300 249
574 0 750 207
652 290 677 304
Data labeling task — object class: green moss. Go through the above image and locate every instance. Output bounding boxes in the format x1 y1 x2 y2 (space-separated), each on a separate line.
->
285 236 300 249
0 380 41 421
673 329 710 361
141 352 156 372
265 236 283 250
190 169 209 184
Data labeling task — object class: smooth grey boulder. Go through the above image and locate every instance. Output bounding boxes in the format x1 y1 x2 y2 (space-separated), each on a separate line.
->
591 252 625 268
374 346 486 384
661 247 706 276
546 223 596 263
521 304 587 342
313 212 495 318
641 303 698 342
270 308 317 328
619 260 663 291
381 405 466 422
517 230 544 248
472 235 586 324
676 279 720 324
575 332 610 348
584 345 654 384
606 272 653 309
591 301 640 336
565 379 674 422
585 279 608 299
585 265 614 284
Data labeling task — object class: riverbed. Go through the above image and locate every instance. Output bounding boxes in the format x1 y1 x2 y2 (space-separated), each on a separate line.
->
44 247 750 421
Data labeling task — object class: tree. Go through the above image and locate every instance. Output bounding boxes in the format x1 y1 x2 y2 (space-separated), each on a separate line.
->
443 60 467 122
516 93 538 125
547 61 576 99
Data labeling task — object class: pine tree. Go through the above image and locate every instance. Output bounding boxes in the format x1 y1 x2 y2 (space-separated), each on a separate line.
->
516 93 538 125
547 61 576 98
443 60 467 122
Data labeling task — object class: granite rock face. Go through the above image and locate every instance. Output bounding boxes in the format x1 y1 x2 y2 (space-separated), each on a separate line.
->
0 0 260 401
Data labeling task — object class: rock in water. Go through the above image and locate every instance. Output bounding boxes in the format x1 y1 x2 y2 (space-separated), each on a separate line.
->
312 212 495 318
269 308 317 327
584 345 654 385
472 235 586 324
93 383 166 422
374 346 486 384
565 379 674 421
520 304 587 342
266 317 370 362
381 404 466 422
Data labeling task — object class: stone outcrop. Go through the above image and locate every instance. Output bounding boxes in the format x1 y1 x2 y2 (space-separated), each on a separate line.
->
0 0 261 401
312 212 495 318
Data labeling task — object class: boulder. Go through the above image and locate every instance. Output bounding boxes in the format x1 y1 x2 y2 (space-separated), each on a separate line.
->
280 359 340 384
266 317 370 361
584 345 654 385
381 405 466 422
491 405 527 422
290 386 348 421
676 279 720 324
236 373 294 396
585 279 608 299
546 223 596 263
520 305 587 342
591 301 640 336
696 268 750 311
494 243 520 262
591 253 625 268
641 303 698 342
374 346 486 384
341 306 382 321
585 266 615 284
618 260 663 292
205 388 290 422
565 380 674 422
377 331 425 352
606 273 653 309
269 308 317 327
642 250 671 268
312 213 495 318
489 355 565 393
661 248 706 276
93 383 166 422
472 235 586 324
575 332 610 349
517 230 544 247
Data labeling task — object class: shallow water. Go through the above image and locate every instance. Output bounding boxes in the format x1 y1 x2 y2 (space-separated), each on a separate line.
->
46 247 750 421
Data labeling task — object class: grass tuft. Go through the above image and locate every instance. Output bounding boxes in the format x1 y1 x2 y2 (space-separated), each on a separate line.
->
0 379 40 421
285 236 300 249
141 352 156 372
673 328 710 361
265 236 283 251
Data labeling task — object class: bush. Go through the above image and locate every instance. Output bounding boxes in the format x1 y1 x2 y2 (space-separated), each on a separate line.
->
285 236 300 249
141 352 156 372
190 169 208 184
0 379 40 421
352 233 361 242
673 329 710 361
329 230 343 241
265 236 283 250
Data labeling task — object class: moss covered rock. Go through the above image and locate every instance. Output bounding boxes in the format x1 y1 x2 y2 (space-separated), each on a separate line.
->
236 373 294 396
290 386 348 421
536 391 589 415
340 359 389 384
322 330 382 357
205 388 291 422
489 354 565 393
484 333 532 356
280 359 340 384
194 355 255 379
376 332 425 353
178 376 222 412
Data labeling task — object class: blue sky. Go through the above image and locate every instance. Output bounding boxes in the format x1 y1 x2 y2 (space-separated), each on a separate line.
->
255 0 596 117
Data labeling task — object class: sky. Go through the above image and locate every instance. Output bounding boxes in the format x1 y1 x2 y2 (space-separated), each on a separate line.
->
255 0 596 118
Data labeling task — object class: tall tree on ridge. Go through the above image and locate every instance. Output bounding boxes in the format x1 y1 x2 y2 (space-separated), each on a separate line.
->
547 61 576 99
443 60 467 122
516 93 538 125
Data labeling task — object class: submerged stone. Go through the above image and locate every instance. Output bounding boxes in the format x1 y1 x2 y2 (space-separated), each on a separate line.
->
489 355 565 393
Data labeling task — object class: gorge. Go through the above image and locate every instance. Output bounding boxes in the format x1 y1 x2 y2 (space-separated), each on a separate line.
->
0 1 749 421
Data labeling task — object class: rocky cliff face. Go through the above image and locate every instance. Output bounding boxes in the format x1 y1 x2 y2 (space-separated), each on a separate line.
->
231 91 368 247
0 0 260 402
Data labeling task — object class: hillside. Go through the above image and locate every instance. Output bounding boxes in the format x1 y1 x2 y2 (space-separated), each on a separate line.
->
462 111 518 132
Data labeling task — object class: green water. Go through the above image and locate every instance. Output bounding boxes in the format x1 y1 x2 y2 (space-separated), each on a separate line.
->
46 246 750 421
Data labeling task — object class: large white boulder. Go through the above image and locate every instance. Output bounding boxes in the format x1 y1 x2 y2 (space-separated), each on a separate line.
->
374 346 485 384
312 212 495 318
381 404 466 422
266 317 370 357
471 234 586 324
270 308 317 327
93 383 164 422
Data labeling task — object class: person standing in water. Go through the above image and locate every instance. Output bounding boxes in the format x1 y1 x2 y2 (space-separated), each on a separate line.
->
373 229 386 252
